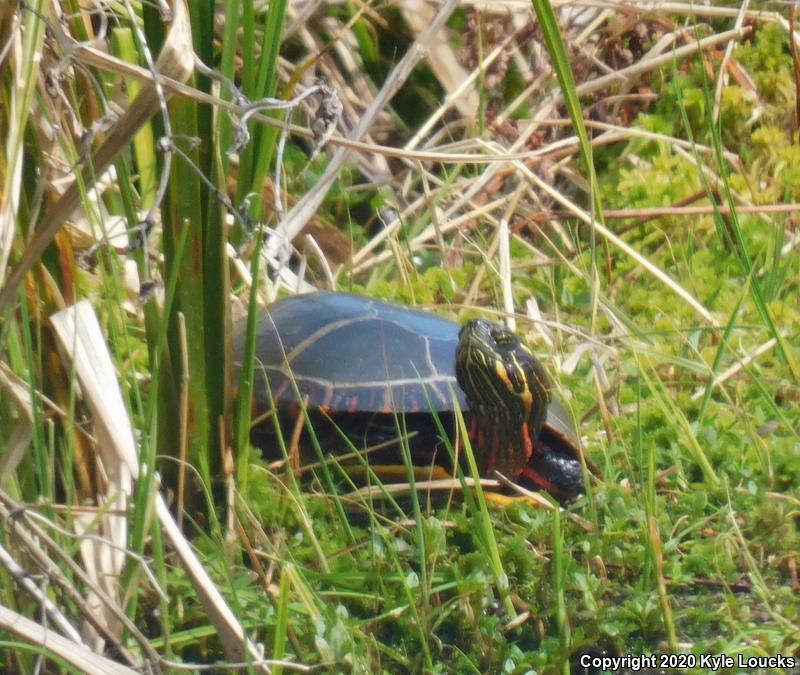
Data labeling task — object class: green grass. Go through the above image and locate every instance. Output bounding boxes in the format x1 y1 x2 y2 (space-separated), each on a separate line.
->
1 2 799 673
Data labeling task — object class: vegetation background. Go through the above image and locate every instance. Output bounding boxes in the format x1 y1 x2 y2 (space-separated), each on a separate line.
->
0 0 798 673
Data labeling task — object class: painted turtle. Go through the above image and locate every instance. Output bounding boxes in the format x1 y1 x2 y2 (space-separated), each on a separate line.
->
238 292 587 500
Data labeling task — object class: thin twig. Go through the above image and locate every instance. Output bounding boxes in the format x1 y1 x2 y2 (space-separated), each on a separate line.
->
262 0 461 287
0 541 84 645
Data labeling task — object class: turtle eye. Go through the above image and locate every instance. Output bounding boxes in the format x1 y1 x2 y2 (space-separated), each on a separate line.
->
490 326 515 347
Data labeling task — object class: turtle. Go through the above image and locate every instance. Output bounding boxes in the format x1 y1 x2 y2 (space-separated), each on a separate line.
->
236 292 588 500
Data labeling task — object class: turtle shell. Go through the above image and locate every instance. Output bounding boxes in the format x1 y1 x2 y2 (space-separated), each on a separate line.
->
244 292 467 414
239 292 584 495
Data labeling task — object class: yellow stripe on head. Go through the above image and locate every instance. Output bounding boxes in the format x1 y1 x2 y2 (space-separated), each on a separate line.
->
494 359 512 388
501 357 534 411
519 377 533 411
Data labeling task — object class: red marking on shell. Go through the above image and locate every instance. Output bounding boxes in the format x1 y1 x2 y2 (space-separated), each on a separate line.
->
348 396 359 413
520 464 567 498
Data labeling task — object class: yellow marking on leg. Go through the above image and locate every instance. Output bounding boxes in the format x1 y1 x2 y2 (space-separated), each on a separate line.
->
344 464 453 483
483 492 551 509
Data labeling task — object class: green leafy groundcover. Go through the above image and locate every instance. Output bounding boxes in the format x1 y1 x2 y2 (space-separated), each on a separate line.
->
4 9 798 674
184 23 800 674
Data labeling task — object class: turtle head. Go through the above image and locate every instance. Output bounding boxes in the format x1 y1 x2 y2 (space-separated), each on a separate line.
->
455 319 551 477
